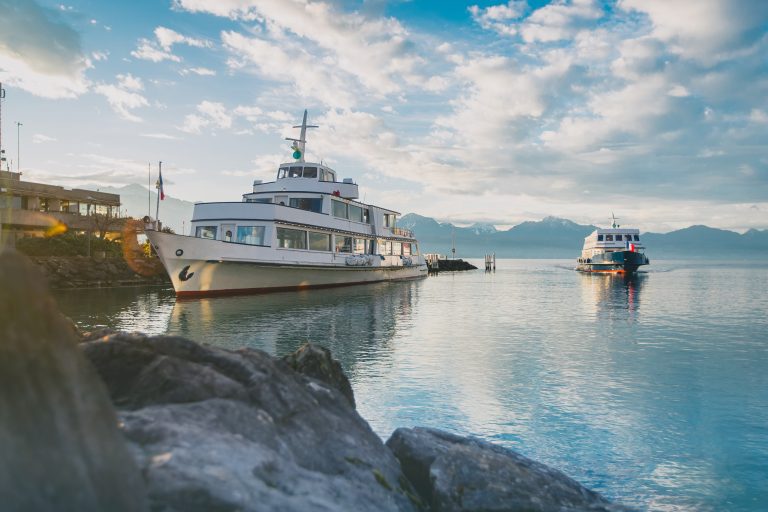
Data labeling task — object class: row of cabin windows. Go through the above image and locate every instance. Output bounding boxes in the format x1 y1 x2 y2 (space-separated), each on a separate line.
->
277 166 336 182
195 224 418 255
598 234 640 242
332 199 369 223
276 227 418 255
196 225 266 245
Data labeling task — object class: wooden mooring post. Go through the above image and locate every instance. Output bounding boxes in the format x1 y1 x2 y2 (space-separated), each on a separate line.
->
484 253 496 272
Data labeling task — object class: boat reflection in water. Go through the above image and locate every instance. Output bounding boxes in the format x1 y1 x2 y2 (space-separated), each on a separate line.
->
579 271 646 323
167 279 420 370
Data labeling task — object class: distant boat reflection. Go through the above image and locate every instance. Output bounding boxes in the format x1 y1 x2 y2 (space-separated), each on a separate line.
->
167 280 421 371
579 272 646 322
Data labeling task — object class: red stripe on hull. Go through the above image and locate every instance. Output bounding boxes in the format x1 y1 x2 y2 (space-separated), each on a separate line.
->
175 276 424 299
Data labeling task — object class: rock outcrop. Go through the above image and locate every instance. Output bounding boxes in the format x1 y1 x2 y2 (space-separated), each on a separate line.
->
0 250 147 512
387 427 629 512
82 333 419 511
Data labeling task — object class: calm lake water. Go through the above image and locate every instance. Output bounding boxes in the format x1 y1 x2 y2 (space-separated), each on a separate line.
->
55 259 768 511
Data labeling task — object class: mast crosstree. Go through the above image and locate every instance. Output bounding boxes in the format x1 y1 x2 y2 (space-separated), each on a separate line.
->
284 109 318 162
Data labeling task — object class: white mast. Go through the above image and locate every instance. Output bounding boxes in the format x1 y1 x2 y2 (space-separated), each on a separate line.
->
284 109 318 162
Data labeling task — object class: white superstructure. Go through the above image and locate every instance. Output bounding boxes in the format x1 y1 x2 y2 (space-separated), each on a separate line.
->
146 111 427 297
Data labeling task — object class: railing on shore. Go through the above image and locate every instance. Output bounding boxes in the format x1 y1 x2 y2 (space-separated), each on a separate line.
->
485 253 496 272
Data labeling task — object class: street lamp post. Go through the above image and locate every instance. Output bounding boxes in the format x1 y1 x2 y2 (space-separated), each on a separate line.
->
16 121 22 173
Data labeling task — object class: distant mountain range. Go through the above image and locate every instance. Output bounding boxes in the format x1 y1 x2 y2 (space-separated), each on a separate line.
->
399 214 768 259
100 185 767 259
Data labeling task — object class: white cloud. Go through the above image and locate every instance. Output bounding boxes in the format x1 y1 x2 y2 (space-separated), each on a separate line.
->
520 0 603 43
32 134 57 144
131 26 211 63
469 1 527 36
179 101 232 133
0 0 90 98
94 73 149 122
619 0 768 65
180 66 216 76
140 133 183 140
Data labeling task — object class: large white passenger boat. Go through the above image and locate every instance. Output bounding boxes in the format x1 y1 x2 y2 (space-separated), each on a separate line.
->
576 215 650 273
146 111 427 297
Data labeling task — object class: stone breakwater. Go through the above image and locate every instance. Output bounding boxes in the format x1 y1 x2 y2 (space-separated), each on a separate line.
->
31 255 169 289
0 249 631 512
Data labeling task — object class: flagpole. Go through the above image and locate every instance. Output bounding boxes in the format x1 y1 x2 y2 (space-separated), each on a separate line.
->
147 162 151 218
155 160 162 228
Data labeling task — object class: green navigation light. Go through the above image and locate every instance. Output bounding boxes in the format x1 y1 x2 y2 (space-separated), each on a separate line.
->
292 150 302 159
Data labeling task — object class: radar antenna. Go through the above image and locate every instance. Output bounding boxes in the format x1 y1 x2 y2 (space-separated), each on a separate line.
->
611 212 620 228
284 109 318 163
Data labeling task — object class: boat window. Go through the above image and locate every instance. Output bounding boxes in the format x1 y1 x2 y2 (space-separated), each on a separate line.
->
377 239 386 255
195 226 217 239
354 238 369 254
623 234 632 241
403 243 412 256
302 166 318 178
224 230 233 242
597 234 604 241
236 226 265 245
320 170 336 182
392 242 402 256
412 243 419 256
383 213 396 228
288 166 303 178
308 232 331 251
332 199 347 219
335 235 353 253
278 167 289 179
246 197 272 203
348 204 364 223
634 235 640 241
290 197 323 213
385 241 393 255
362 208 370 223
605 234 614 241
276 227 307 249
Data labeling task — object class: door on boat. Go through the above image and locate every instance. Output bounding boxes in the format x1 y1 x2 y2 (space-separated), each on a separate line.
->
221 224 235 242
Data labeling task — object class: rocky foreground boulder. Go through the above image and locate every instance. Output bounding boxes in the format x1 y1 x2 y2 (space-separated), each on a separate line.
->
1 249 630 511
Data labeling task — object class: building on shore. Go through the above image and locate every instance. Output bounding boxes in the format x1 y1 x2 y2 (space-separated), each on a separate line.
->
0 171 123 247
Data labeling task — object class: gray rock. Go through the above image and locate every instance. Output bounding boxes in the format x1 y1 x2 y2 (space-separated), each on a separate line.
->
83 334 419 512
282 342 356 408
387 427 631 512
0 250 147 512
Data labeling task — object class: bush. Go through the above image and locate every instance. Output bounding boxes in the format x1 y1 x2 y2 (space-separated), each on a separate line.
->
17 233 123 257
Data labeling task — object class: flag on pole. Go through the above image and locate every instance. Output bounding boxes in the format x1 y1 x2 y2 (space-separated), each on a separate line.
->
157 165 165 200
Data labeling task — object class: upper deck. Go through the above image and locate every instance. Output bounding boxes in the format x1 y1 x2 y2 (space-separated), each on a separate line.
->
244 162 359 200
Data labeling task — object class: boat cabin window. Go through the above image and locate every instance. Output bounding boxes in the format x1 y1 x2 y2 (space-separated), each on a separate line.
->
288 166 303 178
623 235 632 241
320 169 336 182
383 213 396 228
349 204 364 223
246 197 272 203
605 234 614 241
335 235 353 253
195 226 217 239
224 230 233 242
403 243 412 256
290 197 323 213
597 234 604 241
412 243 419 256
303 166 318 178
276 227 307 249
309 232 331 251
634 235 640 241
278 167 289 179
332 199 347 218
392 242 402 255
354 238 371 254
236 226 265 245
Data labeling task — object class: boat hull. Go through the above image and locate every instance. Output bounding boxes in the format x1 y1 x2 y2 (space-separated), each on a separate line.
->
576 250 649 273
146 230 427 297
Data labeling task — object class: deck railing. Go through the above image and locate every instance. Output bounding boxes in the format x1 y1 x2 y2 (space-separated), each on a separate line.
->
391 227 414 238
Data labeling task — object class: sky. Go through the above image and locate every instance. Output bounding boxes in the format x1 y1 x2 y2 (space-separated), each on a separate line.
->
0 0 766 233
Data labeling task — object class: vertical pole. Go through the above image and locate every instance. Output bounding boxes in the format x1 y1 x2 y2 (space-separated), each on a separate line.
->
147 162 151 218
154 161 161 228
16 121 22 172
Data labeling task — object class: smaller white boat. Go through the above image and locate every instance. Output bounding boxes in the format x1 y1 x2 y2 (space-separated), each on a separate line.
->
576 214 650 273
